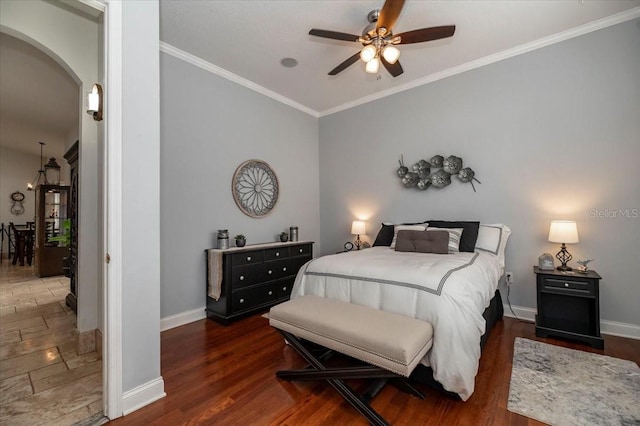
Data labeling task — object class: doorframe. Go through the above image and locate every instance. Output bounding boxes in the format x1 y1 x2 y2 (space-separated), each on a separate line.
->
79 0 123 419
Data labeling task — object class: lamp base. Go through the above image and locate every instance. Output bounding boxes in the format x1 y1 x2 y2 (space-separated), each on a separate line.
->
354 235 362 250
555 243 573 272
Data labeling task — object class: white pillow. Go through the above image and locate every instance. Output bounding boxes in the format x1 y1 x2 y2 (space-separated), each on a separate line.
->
426 227 463 253
390 225 426 249
475 224 512 266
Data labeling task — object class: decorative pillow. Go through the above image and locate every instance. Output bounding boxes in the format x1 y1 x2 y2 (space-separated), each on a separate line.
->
475 224 512 267
390 225 426 249
372 221 426 247
372 223 395 247
426 220 480 253
426 227 463 253
394 230 449 254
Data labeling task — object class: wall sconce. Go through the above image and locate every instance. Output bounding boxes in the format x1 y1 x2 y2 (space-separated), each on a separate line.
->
548 220 579 271
351 220 366 250
86 83 103 121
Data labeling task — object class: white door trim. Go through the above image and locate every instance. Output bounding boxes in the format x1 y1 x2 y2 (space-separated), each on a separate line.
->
78 0 124 419
103 0 123 419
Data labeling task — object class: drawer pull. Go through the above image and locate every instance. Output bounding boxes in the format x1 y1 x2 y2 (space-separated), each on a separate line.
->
282 267 287 272
276 252 280 257
240 276 244 281
246 256 252 261
239 298 245 304
268 291 273 296
565 283 569 288
282 286 287 291
268 270 272 275
299 249 303 253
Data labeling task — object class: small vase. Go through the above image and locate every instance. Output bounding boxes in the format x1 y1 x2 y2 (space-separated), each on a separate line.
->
236 239 246 247
280 234 289 242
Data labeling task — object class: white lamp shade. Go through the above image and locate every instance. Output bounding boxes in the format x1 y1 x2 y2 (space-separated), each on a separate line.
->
365 57 380 74
351 221 366 235
548 220 579 244
360 45 377 63
382 45 400 64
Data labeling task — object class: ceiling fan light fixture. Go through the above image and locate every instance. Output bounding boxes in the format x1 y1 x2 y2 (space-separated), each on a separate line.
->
365 56 380 74
382 45 400 64
360 45 377 63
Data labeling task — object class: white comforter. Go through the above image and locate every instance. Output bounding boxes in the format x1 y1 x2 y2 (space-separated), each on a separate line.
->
289 247 503 400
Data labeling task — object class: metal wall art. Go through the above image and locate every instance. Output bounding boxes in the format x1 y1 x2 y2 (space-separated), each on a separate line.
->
232 160 279 217
397 155 481 192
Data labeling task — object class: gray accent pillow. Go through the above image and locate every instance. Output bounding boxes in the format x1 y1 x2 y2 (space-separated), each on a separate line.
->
394 230 450 254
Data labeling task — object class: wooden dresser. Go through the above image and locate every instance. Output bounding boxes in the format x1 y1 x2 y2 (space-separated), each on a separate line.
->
206 241 313 325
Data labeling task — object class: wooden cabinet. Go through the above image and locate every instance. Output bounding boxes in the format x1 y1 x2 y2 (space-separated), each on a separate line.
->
34 185 70 277
534 266 604 349
206 241 313 325
64 141 79 312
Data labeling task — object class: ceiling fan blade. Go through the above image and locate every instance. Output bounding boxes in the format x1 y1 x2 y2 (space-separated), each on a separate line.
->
377 0 405 32
396 26 456 44
328 52 361 76
309 29 360 42
382 57 403 77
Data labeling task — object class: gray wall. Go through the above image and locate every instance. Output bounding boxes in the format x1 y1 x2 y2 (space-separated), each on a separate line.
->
318 20 640 327
160 53 320 318
121 0 162 392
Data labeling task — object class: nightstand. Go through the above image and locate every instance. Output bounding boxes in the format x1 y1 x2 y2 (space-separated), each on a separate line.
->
534 266 604 349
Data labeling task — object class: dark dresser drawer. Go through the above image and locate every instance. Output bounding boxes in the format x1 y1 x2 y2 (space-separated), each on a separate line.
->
265 247 289 261
231 251 264 266
232 264 266 289
232 283 279 312
277 277 295 299
291 244 311 257
264 260 292 280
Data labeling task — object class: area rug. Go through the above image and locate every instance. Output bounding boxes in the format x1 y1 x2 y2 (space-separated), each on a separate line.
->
507 337 640 425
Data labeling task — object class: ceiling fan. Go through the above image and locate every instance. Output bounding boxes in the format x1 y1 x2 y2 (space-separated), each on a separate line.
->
309 0 455 77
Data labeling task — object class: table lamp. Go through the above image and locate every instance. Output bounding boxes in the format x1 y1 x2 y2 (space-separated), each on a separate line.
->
351 221 366 250
548 220 579 271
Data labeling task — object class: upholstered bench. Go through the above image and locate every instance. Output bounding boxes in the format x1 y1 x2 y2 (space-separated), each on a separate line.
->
269 295 434 426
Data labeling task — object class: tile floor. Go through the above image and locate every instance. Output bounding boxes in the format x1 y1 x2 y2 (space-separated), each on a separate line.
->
0 258 104 425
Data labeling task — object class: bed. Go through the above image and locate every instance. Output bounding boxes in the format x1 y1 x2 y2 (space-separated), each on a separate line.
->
289 222 511 401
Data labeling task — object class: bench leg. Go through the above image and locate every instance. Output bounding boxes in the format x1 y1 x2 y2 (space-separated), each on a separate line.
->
277 329 393 426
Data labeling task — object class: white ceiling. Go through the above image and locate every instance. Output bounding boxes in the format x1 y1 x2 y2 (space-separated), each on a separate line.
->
159 0 640 115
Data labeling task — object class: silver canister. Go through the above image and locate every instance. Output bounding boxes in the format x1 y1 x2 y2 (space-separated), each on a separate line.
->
217 229 229 249
290 226 298 242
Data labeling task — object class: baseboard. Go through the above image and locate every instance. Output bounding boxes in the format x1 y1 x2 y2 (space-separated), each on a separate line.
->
502 303 537 323
503 304 640 340
600 319 640 340
160 306 206 331
122 377 166 416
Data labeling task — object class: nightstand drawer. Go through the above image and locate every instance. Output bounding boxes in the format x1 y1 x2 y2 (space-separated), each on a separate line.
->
542 278 593 296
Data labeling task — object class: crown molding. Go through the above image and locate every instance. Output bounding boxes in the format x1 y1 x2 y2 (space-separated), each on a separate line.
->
159 42 319 118
159 7 639 119
319 7 640 117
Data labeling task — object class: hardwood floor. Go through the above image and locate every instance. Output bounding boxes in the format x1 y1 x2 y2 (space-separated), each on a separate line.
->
109 313 640 426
